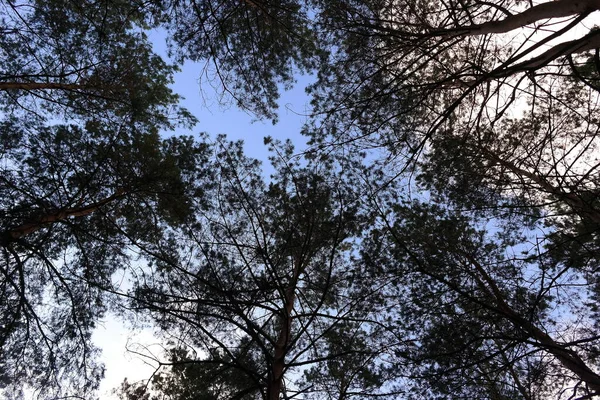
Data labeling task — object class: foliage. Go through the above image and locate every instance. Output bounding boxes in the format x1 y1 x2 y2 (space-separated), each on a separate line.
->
117 1 600 399
303 3 600 395
0 0 193 129
358 197 600 398
0 121 212 398
4 0 600 399
117 138 396 399
154 0 319 122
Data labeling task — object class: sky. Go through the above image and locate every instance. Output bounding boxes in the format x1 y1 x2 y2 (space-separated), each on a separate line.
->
151 30 313 160
92 29 314 399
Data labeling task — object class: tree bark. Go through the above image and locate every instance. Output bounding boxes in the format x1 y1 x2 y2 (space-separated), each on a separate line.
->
1 190 125 246
267 255 302 400
0 82 85 91
268 288 294 400
434 0 600 37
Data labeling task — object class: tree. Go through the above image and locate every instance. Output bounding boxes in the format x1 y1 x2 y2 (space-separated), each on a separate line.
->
295 4 600 395
153 0 319 122
0 0 320 395
0 0 333 396
6 0 600 398
0 121 212 398
0 0 193 130
116 138 397 400
0 0 202 394
306 0 600 227
109 2 600 396
359 196 600 399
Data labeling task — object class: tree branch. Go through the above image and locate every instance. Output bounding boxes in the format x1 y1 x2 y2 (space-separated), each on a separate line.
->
0 82 87 91
433 0 600 37
1 189 126 245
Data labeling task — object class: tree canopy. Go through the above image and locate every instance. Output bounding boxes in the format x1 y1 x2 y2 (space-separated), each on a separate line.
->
2 0 600 399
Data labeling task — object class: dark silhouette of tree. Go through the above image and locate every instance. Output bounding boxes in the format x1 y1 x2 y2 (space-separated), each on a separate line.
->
291 5 600 396
5 1 600 398
306 0 600 232
355 193 600 399
1 0 321 126
0 0 193 129
0 122 212 398
155 0 319 122
115 139 398 400
0 0 323 396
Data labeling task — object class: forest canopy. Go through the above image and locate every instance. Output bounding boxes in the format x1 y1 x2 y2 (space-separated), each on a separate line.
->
1 0 600 399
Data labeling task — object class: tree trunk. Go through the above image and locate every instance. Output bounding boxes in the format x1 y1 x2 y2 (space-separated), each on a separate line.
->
1 190 125 246
504 29 600 74
465 253 600 393
0 82 85 91
267 255 302 400
268 288 294 400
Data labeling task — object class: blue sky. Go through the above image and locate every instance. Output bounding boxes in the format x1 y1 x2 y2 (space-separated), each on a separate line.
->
149 29 313 164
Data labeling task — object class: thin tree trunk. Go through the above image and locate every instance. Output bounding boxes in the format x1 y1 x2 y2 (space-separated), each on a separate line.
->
268 288 294 400
464 253 600 393
0 82 85 91
1 190 125 246
504 29 600 74
268 255 302 400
